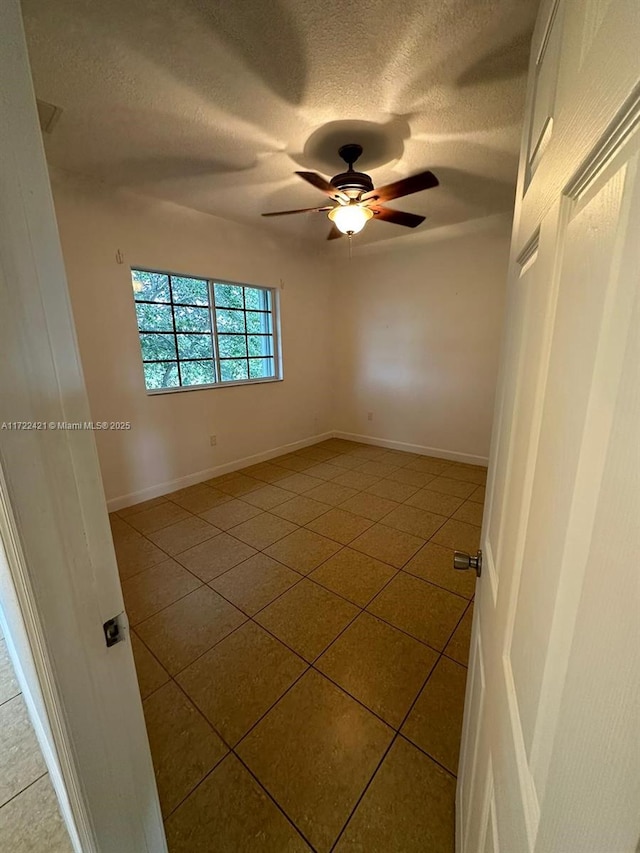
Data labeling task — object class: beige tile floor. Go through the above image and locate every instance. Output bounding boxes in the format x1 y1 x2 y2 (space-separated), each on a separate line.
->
113 439 485 852
0 624 73 852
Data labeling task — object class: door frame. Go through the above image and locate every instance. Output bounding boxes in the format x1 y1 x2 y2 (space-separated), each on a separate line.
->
0 2 166 850
0 476 87 851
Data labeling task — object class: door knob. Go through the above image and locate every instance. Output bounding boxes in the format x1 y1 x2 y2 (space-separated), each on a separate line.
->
453 549 482 577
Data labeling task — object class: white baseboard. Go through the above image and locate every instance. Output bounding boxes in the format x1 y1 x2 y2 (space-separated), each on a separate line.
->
107 429 487 511
106 431 334 511
332 431 489 466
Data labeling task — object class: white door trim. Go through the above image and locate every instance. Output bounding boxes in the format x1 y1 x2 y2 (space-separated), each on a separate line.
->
0 2 166 850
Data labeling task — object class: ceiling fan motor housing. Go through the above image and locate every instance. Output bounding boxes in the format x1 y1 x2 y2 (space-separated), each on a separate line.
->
331 169 374 198
331 142 374 198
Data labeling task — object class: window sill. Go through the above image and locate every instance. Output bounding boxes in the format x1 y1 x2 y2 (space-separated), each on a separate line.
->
145 376 283 396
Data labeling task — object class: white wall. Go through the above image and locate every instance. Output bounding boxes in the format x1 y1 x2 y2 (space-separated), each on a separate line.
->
330 217 511 463
52 172 510 505
51 172 334 506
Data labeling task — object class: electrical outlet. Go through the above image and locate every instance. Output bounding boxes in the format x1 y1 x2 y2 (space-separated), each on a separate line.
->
209 435 217 446
367 412 373 422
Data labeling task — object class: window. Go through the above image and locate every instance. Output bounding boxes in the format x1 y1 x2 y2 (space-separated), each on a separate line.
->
131 269 279 392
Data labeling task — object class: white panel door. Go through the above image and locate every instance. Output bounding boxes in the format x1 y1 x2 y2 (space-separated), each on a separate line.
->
0 2 166 851
456 0 640 851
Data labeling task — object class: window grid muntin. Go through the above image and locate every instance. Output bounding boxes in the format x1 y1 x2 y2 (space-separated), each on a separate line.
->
211 281 275 384
132 268 277 392
133 271 213 387
208 281 222 384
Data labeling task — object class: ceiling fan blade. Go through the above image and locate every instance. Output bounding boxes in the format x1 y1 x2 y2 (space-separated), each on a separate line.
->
327 224 343 240
371 206 426 228
362 170 439 203
296 171 348 202
262 206 332 216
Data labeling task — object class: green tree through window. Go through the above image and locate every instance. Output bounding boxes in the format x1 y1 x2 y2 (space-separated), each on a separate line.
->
131 269 278 391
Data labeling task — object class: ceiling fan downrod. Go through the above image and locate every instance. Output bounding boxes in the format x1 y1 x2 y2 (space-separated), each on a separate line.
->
338 143 363 170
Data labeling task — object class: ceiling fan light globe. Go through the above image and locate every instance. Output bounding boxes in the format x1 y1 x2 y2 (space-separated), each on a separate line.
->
328 203 373 235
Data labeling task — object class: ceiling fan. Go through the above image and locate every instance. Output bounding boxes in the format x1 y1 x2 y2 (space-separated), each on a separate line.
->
262 143 439 239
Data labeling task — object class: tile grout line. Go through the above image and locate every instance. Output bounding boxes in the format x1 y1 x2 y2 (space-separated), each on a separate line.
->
127 578 206 631
154 552 399 830
166 667 318 852
138 556 472 696
136 531 358 699
134 520 365 691
132 553 474 683
135 544 467 690
116 458 481 581
126 512 319 627
147 573 468 844
0 687 22 709
113 451 480 530
233 751 320 852
327 594 474 851
163 572 439 850
0 770 49 812
395 731 460 778
115 442 484 846
131 471 478 684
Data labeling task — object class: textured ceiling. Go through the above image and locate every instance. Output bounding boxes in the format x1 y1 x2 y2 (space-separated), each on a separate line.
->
22 0 538 249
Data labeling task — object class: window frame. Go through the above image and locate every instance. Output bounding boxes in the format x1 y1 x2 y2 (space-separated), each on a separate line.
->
131 267 282 395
